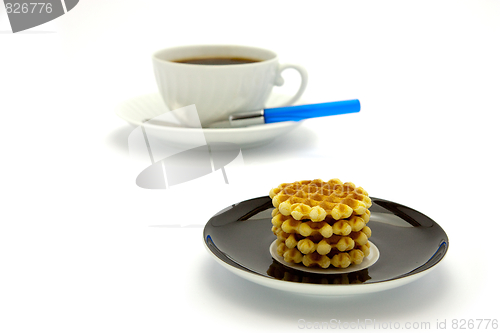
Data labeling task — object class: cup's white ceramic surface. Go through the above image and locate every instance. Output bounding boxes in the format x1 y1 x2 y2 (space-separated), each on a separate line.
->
152 45 307 127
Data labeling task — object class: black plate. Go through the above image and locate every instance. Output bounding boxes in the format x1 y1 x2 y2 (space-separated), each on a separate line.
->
203 196 448 287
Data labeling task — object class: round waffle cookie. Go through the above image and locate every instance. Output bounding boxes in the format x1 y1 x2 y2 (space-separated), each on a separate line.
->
276 240 371 269
269 179 372 221
271 211 370 237
274 226 372 255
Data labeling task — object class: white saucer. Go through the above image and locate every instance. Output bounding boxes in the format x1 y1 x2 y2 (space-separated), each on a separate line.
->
269 240 380 275
115 93 303 149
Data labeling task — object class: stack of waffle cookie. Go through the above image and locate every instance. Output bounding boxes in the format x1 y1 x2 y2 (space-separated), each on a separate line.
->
270 179 372 269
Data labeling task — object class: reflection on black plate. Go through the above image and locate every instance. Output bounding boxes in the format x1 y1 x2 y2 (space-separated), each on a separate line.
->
267 259 373 285
203 196 448 295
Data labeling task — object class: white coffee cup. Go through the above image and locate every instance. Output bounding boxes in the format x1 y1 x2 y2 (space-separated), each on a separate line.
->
152 45 308 127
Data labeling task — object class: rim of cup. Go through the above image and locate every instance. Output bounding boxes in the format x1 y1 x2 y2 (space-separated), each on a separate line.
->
152 44 278 66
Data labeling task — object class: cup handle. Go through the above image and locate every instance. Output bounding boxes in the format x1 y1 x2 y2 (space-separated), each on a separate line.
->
271 63 308 107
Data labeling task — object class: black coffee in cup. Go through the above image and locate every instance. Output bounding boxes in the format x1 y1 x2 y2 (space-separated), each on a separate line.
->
174 57 260 65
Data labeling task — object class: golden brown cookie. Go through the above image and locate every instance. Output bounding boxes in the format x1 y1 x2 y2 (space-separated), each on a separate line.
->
269 179 372 221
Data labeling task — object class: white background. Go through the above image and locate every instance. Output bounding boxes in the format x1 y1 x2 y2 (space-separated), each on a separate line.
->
1 0 499 332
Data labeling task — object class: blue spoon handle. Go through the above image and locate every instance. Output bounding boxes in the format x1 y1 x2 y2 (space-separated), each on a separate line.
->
264 99 360 123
